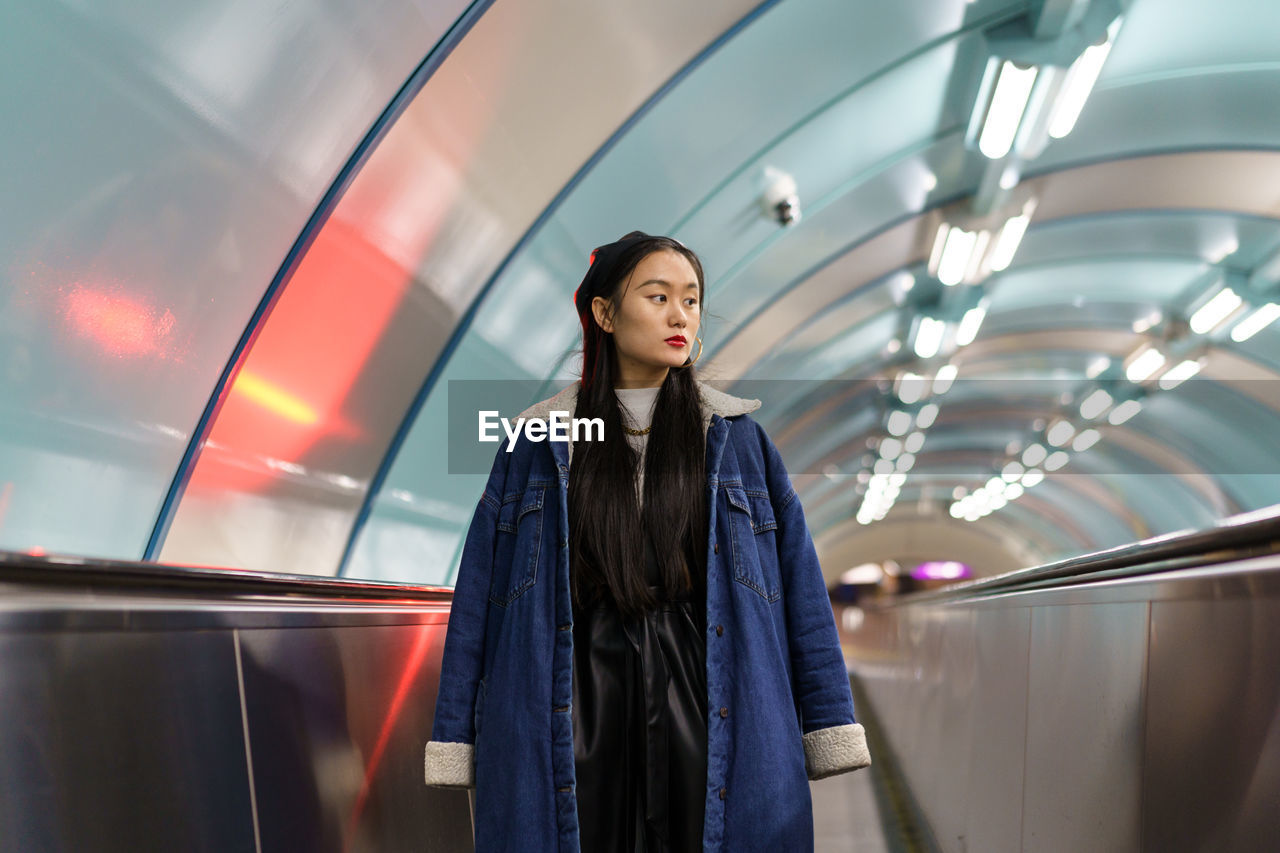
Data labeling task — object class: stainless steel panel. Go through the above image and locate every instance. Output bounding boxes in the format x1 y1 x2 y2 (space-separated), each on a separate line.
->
1022 603 1149 853
237 623 471 852
963 605 1031 853
931 607 976 853
0 630 255 852
1143 596 1280 852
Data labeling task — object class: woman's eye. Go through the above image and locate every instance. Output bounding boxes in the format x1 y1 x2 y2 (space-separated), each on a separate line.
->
651 294 667 303
685 298 698 308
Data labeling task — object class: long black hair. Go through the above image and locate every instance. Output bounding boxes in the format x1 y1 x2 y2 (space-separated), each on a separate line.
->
568 231 708 618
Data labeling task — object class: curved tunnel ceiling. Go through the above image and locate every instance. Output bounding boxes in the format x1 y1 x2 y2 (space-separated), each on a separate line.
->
3 0 1279 586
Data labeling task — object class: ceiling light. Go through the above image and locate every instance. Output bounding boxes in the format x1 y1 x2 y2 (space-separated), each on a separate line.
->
914 316 947 358
933 364 958 394
1109 399 1142 425
1048 32 1114 139
904 431 926 454
988 212 1031 272
1086 356 1110 379
965 230 992 282
887 410 914 436
1072 428 1101 451
879 438 903 461
1044 451 1069 471
979 61 1040 159
1004 482 1024 500
1002 461 1024 481
1132 310 1162 333
1189 287 1243 335
898 372 927 404
935 225 980 286
841 563 885 585
916 403 940 429
999 165 1020 190
874 458 894 476
1158 359 1202 390
1022 443 1047 467
1079 389 1112 419
1230 303 1280 342
1046 419 1075 447
956 304 988 347
1126 347 1167 382
896 453 916 472
1022 468 1045 487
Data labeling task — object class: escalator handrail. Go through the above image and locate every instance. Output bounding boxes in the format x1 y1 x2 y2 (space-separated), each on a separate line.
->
0 549 454 603
879 504 1280 607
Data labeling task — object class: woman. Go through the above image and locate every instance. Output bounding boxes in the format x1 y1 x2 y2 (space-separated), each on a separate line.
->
425 232 870 852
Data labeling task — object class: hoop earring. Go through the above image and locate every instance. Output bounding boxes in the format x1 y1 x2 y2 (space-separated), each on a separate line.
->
685 335 703 367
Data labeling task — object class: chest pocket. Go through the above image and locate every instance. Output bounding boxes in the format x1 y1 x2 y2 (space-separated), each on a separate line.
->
724 484 781 602
490 487 545 606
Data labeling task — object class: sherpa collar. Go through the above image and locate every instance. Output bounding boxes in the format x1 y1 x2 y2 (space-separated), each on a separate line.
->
516 380 761 464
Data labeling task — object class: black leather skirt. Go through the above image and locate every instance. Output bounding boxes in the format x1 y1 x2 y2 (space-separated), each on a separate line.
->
571 584 708 852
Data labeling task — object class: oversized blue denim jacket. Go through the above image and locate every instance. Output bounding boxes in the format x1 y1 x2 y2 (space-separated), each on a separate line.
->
425 381 869 852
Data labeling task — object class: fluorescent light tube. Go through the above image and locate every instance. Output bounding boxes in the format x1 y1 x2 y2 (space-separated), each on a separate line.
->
904 431 926 454
1189 287 1242 334
1157 359 1202 390
914 316 947 358
980 61 1039 159
988 213 1031 271
1072 429 1101 451
1047 419 1075 447
1049 39 1112 138
1125 347 1166 382
956 305 988 346
1108 399 1142 425
887 410 913 436
1022 443 1047 467
1079 389 1112 419
1230 303 1280 342
933 363 958 394
937 226 978 286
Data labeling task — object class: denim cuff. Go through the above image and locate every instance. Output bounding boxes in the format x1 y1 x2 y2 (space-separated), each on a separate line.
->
802 723 871 780
424 740 475 788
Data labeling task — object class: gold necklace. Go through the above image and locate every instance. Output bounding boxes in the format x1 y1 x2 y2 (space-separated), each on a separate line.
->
623 424 651 436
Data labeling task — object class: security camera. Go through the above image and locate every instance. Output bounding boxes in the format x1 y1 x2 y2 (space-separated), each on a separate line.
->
761 167 801 227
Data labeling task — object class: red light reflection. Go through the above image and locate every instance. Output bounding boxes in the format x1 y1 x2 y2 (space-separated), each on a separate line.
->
343 623 436 851
189 218 409 492
62 285 176 359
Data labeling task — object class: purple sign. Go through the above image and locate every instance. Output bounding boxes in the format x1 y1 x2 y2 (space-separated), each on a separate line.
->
911 560 972 581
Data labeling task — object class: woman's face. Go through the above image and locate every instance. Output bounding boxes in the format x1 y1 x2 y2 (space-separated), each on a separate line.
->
592 249 702 387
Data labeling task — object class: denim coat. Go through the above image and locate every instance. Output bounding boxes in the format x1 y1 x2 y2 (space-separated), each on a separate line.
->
424 381 870 852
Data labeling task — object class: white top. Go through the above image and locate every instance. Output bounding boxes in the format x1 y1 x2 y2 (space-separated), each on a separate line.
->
615 386 659 503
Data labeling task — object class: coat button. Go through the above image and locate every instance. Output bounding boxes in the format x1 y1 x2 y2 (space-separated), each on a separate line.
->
715 624 724 637
713 543 719 554
719 706 728 718
719 787 727 800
